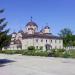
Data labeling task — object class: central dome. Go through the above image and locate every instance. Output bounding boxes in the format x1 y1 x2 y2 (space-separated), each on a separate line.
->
26 21 38 27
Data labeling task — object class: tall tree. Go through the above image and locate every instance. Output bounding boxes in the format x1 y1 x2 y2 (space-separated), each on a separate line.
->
59 28 73 47
0 9 10 50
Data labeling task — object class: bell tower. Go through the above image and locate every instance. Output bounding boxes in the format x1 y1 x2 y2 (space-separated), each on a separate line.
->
25 17 38 34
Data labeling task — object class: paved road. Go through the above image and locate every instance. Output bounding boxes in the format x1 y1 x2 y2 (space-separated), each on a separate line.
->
0 54 75 75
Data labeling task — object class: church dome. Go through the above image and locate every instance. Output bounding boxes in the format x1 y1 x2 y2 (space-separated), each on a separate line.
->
26 21 38 27
44 26 50 29
18 30 24 33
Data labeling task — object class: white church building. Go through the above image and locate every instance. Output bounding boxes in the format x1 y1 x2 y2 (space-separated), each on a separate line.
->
9 19 63 51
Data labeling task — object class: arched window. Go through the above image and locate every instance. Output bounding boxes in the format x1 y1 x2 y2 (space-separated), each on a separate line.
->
46 40 47 43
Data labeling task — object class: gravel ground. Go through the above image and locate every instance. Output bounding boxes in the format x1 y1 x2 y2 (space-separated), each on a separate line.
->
0 54 75 75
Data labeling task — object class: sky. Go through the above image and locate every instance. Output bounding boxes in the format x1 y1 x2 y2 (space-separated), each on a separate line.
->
0 0 75 35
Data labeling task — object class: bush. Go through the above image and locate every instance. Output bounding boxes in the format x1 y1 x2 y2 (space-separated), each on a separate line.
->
0 50 25 54
22 50 49 57
0 50 4 53
39 46 43 50
28 46 35 50
35 51 49 56
62 51 70 58
48 49 66 57
67 50 75 58
3 50 16 54
1 49 75 58
48 49 56 57
56 49 65 52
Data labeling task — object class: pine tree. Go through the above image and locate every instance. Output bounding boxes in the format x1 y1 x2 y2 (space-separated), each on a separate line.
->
0 9 11 50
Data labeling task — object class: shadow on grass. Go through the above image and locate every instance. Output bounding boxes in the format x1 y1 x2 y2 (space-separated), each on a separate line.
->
0 59 15 67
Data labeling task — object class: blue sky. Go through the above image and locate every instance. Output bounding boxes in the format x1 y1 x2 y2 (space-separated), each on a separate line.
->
0 0 75 35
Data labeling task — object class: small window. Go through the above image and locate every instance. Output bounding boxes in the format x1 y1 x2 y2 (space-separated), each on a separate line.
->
46 40 47 43
51 40 52 43
36 39 38 42
50 40 52 43
41 39 43 42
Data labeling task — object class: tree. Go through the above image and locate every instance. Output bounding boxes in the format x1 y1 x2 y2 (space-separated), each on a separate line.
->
71 35 75 46
59 28 73 47
0 9 11 50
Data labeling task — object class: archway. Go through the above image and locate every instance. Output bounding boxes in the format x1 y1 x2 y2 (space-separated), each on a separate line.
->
15 39 22 50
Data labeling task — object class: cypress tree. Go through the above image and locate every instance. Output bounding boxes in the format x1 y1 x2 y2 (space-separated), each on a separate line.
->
0 9 11 50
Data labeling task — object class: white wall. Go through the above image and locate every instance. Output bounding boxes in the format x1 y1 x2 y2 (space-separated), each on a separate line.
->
21 38 63 50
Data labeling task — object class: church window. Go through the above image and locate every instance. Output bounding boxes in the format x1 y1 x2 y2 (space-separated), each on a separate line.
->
46 40 47 43
36 39 38 42
41 39 43 42
51 40 52 43
28 28 30 30
50 40 52 43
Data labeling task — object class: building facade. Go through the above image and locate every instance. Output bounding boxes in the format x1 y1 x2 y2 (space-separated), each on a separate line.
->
9 20 63 51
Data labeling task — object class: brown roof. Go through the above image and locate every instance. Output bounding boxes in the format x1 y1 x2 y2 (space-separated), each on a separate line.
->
22 32 62 39
26 21 38 27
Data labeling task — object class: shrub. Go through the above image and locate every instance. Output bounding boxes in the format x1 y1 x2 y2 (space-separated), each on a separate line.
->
48 49 56 57
0 50 25 54
15 50 24 54
35 51 49 56
57 49 65 52
22 50 49 57
48 49 65 57
3 50 16 54
62 51 70 58
39 46 43 50
28 46 35 50
1 49 75 58
67 50 75 58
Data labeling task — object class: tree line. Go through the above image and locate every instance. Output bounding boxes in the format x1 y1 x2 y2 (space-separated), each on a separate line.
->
0 9 75 50
59 28 75 47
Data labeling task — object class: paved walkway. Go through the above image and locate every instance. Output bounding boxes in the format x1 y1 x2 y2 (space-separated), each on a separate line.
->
0 54 75 75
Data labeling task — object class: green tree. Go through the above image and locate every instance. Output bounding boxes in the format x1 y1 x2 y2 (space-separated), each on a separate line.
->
59 28 73 47
0 9 11 50
71 35 75 46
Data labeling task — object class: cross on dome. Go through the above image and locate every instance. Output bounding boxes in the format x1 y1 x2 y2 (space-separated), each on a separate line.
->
30 16 33 21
